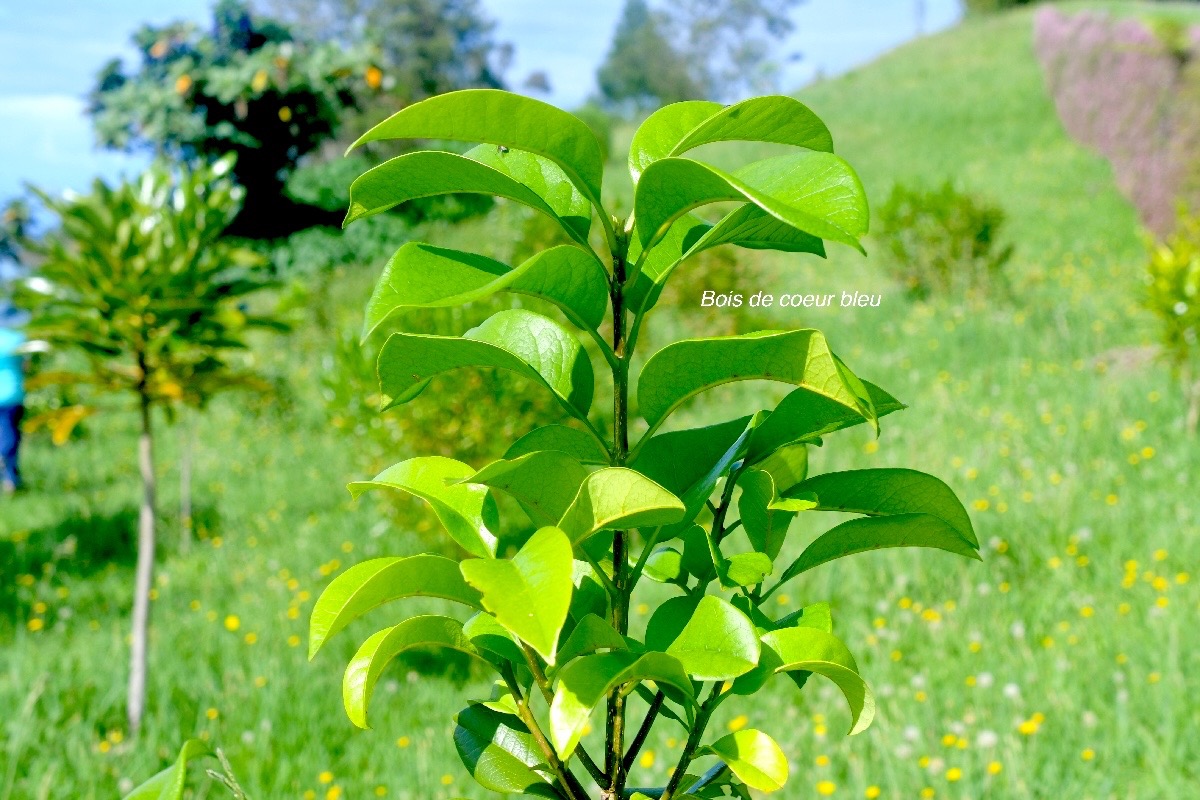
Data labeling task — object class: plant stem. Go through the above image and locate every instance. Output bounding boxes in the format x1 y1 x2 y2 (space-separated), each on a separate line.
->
607 224 632 798
501 665 588 800
661 684 725 800
519 643 606 786
128 383 156 735
622 691 664 772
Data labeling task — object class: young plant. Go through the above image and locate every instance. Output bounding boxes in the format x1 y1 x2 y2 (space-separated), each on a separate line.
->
310 89 980 799
1145 209 1200 433
19 157 284 733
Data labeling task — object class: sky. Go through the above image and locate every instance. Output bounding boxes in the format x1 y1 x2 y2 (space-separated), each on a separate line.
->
0 0 961 202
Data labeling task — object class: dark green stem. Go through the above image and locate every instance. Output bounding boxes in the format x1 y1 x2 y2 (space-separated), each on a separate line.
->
622 691 664 772
519 644 606 786
661 684 725 800
606 223 632 798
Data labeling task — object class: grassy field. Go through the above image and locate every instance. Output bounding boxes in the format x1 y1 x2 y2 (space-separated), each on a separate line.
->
3 4 1199 799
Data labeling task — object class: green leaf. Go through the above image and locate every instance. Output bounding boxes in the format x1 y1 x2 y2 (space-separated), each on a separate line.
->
627 208 823 317
344 616 484 728
628 101 722 181
721 552 774 588
550 651 694 756
745 382 905 462
643 546 684 584
460 527 574 663
505 424 611 465
553 613 629 669
464 612 528 670
636 329 874 435
632 416 752 503
737 445 810 559
788 468 977 547
362 243 608 340
557 468 686 545
645 595 760 680
349 456 499 558
309 556 482 659
762 627 875 735
453 704 555 795
465 145 593 243
122 739 211 800
628 96 833 182
349 89 605 210
343 150 589 246
699 730 789 793
777 602 833 633
378 308 595 420
777 514 982 589
462 451 589 527
634 154 867 253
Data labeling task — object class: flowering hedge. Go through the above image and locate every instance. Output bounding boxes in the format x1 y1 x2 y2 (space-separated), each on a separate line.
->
1034 8 1200 234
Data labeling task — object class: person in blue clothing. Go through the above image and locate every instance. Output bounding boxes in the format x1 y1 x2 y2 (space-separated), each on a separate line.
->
0 313 25 493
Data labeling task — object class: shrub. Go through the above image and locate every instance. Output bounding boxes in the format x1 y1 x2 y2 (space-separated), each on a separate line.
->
1145 208 1200 432
307 89 978 799
875 181 1013 298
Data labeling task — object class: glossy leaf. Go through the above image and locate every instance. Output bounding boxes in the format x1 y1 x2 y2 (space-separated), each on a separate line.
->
462 451 589 527
553 613 629 669
309 556 482 659
362 243 608 339
344 616 483 728
629 96 833 182
557 468 685 545
550 651 693 756
349 456 498 558
466 144 593 243
349 89 605 208
643 546 684 584
745 382 905 462
645 595 760 680
627 208 823 317
776 514 981 595
788 468 977 547
637 329 874 434
460 527 574 663
634 154 867 253
721 552 774 588
762 627 875 735
737 445 810 559
464 612 528 670
343 150 588 246
699 729 789 793
453 704 554 795
505 424 610 464
378 308 594 419
122 739 211 800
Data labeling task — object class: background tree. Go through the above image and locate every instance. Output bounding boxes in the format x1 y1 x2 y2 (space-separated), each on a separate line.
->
257 0 511 107
87 0 377 239
597 0 801 111
18 157 284 734
596 0 703 112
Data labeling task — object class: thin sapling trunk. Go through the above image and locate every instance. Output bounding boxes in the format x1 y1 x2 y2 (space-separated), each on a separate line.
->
128 391 157 734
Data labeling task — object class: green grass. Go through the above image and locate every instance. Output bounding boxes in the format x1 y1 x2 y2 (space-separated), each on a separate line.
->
3 4 1199 799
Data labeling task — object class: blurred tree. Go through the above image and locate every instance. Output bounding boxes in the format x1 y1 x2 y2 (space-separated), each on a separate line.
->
597 0 801 111
596 0 702 112
256 0 511 105
0 199 30 268
18 157 285 734
87 0 378 238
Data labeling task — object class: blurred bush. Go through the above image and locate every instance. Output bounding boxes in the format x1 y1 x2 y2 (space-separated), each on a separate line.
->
875 181 1013 299
1144 208 1200 432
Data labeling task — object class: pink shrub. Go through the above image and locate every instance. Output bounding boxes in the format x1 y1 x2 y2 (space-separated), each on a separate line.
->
1034 8 1200 233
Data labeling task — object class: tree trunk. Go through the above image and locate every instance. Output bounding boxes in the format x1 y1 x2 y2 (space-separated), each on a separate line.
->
180 417 192 552
128 394 156 735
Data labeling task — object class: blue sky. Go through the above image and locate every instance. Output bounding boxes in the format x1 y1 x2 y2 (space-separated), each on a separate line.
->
0 0 960 201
